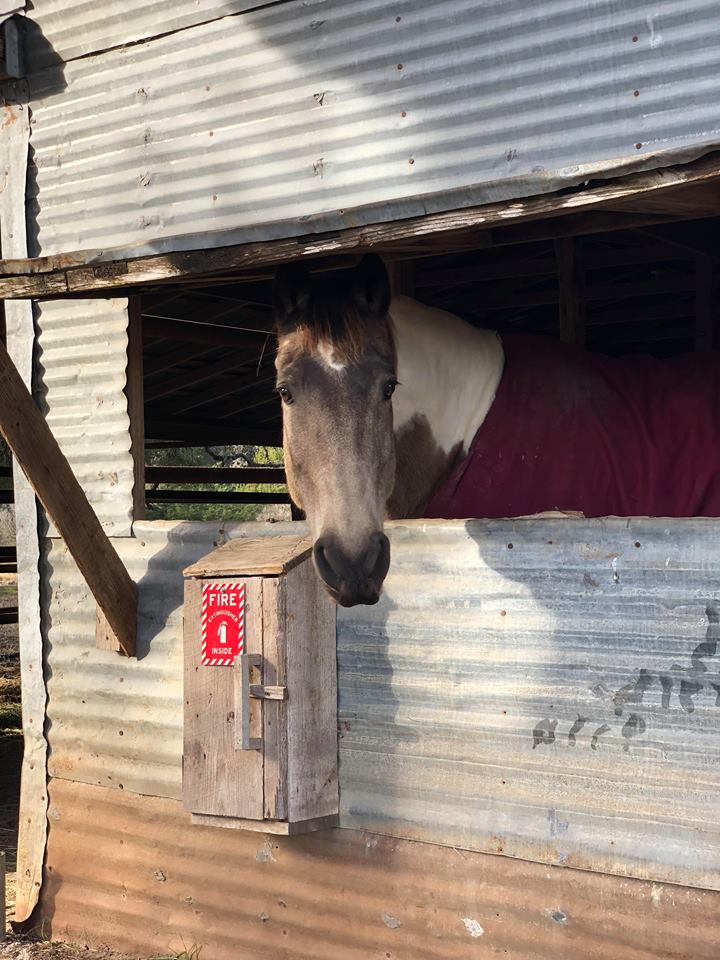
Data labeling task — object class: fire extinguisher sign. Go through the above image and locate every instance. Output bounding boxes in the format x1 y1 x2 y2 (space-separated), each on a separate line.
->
200 582 245 666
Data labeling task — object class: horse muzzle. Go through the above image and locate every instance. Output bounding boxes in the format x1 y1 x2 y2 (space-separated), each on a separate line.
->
312 531 391 607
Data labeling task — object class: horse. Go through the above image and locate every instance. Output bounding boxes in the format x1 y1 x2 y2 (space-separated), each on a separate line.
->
274 254 720 607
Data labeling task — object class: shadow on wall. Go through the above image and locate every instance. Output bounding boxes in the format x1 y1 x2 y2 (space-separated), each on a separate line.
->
0 13 67 259
337 517 720 887
18 14 66 258
135 518 303 659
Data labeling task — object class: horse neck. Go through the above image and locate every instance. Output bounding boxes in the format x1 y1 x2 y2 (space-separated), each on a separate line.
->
387 295 505 518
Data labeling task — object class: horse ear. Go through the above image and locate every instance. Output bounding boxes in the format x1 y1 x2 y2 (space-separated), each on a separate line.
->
351 254 391 316
274 261 311 331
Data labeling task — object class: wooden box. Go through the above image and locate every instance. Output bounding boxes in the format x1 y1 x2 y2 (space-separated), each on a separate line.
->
182 535 338 834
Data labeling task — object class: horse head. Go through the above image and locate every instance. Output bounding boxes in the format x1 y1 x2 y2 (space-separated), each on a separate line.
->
274 255 397 607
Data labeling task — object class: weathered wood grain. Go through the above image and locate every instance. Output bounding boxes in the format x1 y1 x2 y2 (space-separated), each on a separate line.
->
261 576 288 820
190 811 338 835
1 153 719 299
285 560 339 823
184 535 311 578
182 576 264 819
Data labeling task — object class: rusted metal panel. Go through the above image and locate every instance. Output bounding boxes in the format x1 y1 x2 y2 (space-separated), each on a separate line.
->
35 298 134 536
41 777 720 960
25 0 720 262
42 517 720 891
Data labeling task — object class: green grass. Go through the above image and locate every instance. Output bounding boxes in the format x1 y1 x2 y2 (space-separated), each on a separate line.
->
0 674 21 741
151 942 203 960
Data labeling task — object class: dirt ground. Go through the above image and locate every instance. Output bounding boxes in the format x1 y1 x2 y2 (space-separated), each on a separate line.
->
0 582 156 960
0 941 145 960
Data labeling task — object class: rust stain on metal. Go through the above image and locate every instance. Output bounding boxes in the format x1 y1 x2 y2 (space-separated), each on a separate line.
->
1 104 18 129
39 778 720 960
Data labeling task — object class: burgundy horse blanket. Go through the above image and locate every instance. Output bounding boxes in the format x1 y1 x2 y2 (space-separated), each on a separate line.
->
426 334 720 519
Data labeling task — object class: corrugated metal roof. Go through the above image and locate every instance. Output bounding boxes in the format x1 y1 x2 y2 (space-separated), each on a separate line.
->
25 1 287 68
42 778 720 960
35 299 134 536
44 518 720 890
26 0 720 261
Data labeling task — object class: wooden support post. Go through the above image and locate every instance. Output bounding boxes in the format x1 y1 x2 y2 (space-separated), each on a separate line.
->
695 254 714 352
126 297 145 521
388 259 415 298
555 238 584 347
0 338 137 656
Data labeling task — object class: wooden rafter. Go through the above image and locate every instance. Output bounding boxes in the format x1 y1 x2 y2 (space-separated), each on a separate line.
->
555 238 585 346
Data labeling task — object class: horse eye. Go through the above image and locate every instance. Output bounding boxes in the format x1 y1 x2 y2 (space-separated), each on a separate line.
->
277 385 294 405
384 378 398 400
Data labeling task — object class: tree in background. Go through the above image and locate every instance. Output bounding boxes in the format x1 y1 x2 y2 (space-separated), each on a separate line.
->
146 444 288 522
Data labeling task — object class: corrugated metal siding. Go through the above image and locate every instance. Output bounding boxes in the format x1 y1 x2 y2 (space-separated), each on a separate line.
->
44 518 720 889
26 0 720 260
339 519 720 891
43 520 300 799
41 778 720 960
35 299 134 536
25 1 286 68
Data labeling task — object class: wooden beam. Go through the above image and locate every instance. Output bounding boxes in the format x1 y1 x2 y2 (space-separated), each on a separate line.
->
169 373 276 416
555 238 584 346
146 489 289 505
145 467 286 485
416 244 692 290
587 300 693 328
144 418 281 446
463 275 693 312
637 222 720 262
0 339 136 656
695 254 714 352
388 259 415 297
143 342 216 378
1 153 719 300
145 351 256 403
142 315 269 349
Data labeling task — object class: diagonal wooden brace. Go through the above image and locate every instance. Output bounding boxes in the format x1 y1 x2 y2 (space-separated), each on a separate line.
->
0 338 136 656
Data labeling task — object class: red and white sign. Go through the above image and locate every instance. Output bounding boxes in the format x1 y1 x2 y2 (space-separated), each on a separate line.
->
201 582 245 666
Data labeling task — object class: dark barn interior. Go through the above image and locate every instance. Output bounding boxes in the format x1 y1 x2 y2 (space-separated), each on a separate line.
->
137 209 720 515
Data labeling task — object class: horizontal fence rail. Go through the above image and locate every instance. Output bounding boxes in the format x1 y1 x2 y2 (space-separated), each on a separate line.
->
145 490 290 505
144 467 286 485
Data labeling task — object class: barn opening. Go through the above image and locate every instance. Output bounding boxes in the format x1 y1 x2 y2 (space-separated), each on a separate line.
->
135 210 719 521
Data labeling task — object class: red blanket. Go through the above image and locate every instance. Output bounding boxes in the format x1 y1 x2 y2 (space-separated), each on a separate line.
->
426 334 720 519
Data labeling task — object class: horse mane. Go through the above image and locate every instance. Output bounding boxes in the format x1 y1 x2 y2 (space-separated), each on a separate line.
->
288 278 395 365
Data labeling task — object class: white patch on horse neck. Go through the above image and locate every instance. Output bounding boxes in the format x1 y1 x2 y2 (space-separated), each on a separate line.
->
389 295 505 456
317 339 347 372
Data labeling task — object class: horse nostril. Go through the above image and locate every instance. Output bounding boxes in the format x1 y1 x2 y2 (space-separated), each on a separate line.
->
369 532 391 584
313 537 343 592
